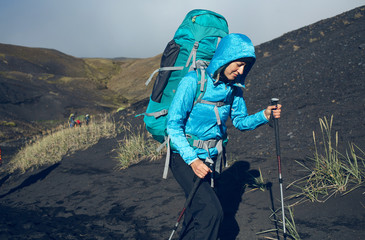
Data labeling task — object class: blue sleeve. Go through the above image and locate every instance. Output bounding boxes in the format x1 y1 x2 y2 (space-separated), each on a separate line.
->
230 88 268 130
167 73 198 164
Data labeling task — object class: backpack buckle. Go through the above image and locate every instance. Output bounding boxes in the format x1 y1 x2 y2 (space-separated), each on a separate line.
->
193 140 205 149
215 102 225 107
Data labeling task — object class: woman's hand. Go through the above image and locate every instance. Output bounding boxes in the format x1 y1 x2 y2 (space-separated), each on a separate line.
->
190 159 212 179
264 104 282 120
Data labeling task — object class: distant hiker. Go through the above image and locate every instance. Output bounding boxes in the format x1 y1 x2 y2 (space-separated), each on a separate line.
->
68 114 75 128
76 119 81 127
85 114 90 125
167 33 282 239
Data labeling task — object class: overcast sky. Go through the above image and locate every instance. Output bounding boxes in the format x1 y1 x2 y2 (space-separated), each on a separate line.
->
0 0 364 58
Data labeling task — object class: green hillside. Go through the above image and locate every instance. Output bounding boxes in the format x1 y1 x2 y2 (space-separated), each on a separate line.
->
0 43 160 143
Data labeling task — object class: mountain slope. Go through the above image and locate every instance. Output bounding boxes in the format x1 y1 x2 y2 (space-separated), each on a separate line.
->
227 5 365 160
0 44 159 145
0 5 364 240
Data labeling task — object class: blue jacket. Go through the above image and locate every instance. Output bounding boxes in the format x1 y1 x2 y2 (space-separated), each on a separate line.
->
167 33 268 165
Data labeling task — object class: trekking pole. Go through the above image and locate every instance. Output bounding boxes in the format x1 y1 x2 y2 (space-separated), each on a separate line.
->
205 157 215 188
168 177 202 240
271 98 286 239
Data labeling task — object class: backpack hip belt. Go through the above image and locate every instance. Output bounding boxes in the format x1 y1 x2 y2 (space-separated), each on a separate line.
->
186 134 227 174
162 134 227 180
191 137 225 188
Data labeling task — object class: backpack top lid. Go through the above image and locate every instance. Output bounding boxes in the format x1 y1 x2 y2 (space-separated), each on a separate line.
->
174 9 229 42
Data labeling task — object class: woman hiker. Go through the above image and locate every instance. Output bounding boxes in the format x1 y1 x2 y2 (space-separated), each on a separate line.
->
167 33 282 240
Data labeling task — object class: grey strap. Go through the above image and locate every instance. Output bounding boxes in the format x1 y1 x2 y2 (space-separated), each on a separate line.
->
192 138 226 175
185 41 199 69
193 65 208 106
200 141 215 188
215 140 224 173
162 136 171 179
193 139 219 149
144 109 168 119
205 157 215 188
194 60 209 72
198 100 224 125
156 137 168 153
214 106 221 125
216 37 221 48
200 68 206 92
199 99 225 107
145 66 184 86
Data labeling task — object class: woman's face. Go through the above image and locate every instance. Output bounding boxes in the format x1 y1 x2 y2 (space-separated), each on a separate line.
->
223 61 246 81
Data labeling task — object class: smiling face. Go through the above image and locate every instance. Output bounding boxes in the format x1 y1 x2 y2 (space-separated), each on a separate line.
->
223 60 247 81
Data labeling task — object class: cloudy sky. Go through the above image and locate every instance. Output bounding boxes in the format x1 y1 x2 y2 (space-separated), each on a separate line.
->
0 0 364 58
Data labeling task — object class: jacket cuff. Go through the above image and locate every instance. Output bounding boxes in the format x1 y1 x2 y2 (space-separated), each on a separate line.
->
261 109 269 122
188 158 200 165
180 147 198 165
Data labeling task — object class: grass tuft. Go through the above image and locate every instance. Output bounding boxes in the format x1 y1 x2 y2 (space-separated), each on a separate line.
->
257 205 301 240
114 124 162 170
0 121 17 127
7 114 116 173
288 115 365 204
247 168 267 192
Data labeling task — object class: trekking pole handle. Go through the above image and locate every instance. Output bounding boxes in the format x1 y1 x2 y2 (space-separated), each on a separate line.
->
270 98 279 106
205 158 215 188
270 98 280 156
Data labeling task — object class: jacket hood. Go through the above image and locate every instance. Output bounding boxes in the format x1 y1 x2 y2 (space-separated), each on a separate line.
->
206 33 256 87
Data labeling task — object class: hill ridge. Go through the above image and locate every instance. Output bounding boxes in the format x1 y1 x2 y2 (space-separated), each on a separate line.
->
0 5 364 240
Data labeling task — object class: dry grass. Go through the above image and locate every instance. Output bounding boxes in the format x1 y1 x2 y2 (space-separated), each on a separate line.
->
8 114 116 173
288 115 365 204
114 124 162 170
257 205 301 240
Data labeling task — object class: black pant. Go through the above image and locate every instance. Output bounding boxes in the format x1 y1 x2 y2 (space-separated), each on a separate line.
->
170 153 223 240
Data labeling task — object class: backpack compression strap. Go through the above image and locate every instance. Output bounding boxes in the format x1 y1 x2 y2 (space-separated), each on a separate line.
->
141 61 210 120
145 41 201 87
143 109 168 119
145 66 185 86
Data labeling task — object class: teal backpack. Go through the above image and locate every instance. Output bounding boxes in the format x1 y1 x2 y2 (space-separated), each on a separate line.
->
143 9 229 145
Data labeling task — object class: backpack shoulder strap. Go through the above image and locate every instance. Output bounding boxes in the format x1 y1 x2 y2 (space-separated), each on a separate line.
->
186 41 199 70
194 66 208 106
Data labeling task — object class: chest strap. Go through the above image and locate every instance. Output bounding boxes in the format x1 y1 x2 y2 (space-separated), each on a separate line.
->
195 100 226 125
